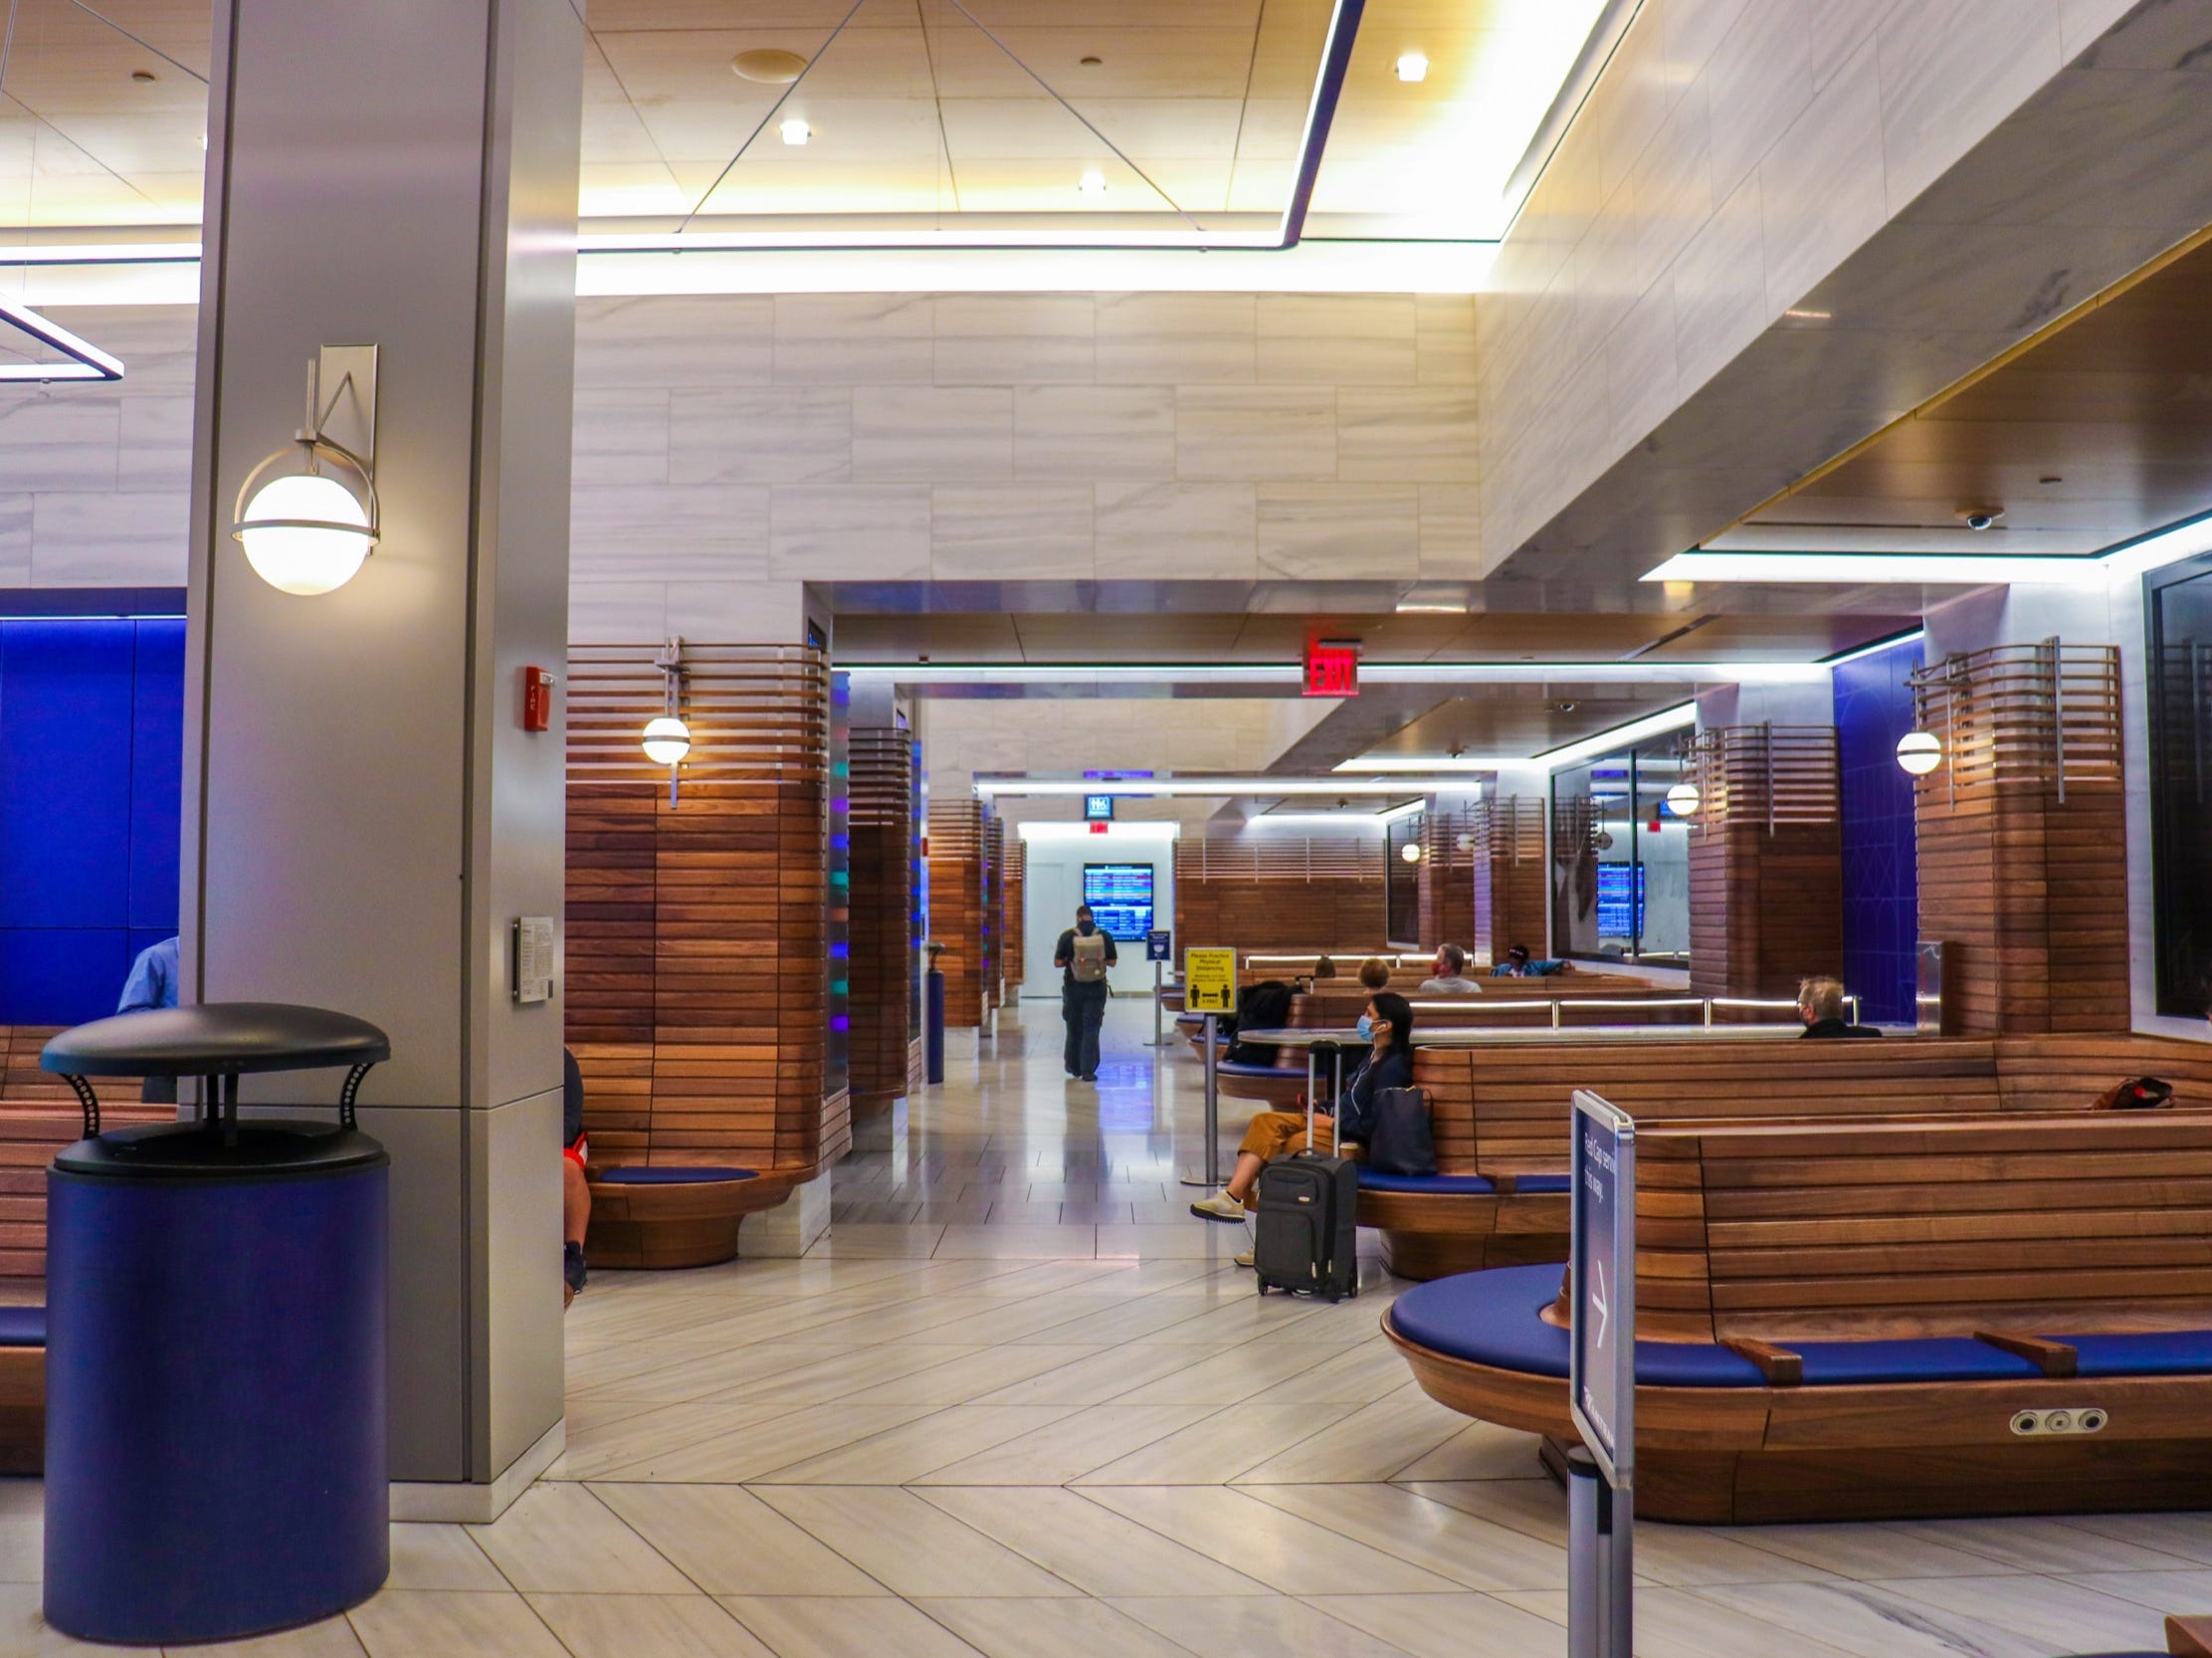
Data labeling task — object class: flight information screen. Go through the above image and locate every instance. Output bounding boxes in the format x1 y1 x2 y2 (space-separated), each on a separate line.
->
1083 864 1154 941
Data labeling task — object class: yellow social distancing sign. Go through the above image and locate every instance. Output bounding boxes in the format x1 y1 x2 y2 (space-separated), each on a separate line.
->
1184 947 1237 1013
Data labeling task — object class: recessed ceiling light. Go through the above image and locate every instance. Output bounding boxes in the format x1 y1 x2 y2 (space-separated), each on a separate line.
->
130 69 156 84
1080 55 1103 66
732 49 808 84
779 117 811 147
1395 51 1428 82
1078 170 1106 196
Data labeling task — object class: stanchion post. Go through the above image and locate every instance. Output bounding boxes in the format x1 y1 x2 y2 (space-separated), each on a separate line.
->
1202 1013 1221 1189
1152 960 1164 1047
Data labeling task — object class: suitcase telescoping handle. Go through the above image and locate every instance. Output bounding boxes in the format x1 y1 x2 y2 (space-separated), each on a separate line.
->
1305 1040 1349 1148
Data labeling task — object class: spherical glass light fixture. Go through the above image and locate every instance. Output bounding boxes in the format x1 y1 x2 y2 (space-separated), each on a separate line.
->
232 442 378 596
1896 729 1943 776
642 716 692 766
1665 781 1702 816
1400 841 1423 864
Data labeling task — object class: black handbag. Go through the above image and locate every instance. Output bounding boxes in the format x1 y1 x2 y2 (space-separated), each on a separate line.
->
1363 1086 1437 1177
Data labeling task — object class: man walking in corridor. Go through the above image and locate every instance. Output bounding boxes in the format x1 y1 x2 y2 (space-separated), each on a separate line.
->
1056 903 1116 1082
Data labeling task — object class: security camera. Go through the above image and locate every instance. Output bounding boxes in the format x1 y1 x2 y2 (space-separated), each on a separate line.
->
1957 508 2004 532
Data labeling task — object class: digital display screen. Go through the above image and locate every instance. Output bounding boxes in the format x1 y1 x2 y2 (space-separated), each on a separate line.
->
1084 793 1115 821
1083 863 1154 941
1595 863 1645 940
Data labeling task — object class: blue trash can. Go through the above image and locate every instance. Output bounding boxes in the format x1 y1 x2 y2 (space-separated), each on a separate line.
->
39 1004 392 1646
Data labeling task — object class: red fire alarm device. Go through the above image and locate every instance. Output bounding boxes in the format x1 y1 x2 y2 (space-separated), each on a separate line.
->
1305 639 1360 698
521 666 554 732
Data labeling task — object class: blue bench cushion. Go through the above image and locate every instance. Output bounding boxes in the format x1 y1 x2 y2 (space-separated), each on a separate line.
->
1388 1265 1767 1387
1358 1170 1496 1195
1792 1338 2041 1385
2056 1331 2212 1377
0 1307 46 1347
1511 1173 1572 1194
597 1166 759 1185
1217 1060 1297 1080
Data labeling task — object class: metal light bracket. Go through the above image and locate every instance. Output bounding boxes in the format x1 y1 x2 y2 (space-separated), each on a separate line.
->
229 345 382 549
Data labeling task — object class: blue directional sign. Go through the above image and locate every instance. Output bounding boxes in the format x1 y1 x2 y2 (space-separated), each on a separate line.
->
1145 929 1172 963
1570 1090 1636 1487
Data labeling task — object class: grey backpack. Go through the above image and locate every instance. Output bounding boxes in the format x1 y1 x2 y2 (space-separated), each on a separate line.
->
1071 932 1109 983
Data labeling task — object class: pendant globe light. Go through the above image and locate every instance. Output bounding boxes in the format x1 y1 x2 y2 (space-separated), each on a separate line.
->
232 350 380 595
645 637 691 805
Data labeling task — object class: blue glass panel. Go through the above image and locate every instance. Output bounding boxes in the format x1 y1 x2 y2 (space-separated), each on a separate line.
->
1833 638 1923 1024
0 927 133 1025
0 619 134 929
129 619 185 932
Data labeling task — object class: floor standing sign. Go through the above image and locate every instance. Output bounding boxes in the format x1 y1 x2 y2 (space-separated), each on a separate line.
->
1147 930 1174 1046
1182 948 1236 1189
1569 1089 1635 1658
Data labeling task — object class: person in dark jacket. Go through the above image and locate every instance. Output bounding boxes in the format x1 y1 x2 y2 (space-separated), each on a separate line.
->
1798 974 1881 1039
562 1048 591 1307
1190 992 1416 1222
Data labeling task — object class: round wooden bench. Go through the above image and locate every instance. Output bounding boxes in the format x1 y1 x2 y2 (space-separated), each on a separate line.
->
584 1166 799 1270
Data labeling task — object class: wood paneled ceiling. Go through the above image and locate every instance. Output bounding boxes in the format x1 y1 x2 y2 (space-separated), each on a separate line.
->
1724 229 2212 559
0 0 1609 237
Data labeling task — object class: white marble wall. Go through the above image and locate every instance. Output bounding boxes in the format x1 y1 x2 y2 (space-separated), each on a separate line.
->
0 307 198 588
1478 0 2142 571
567 292 1481 641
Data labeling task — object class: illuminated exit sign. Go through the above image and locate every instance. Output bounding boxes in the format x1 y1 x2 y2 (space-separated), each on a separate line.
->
1305 639 1360 698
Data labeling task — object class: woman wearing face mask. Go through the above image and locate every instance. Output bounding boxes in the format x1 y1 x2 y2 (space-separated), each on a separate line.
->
1190 991 1416 1224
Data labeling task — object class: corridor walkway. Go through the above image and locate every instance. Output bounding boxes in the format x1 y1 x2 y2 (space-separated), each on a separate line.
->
6 1000 2210 1654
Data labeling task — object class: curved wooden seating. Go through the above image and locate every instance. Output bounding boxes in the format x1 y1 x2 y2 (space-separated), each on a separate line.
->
584 1164 805 1269
0 1306 43 1475
1387 1111 2212 1523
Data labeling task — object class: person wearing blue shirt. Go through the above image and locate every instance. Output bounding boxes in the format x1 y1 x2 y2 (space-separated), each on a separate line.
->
117 935 180 1014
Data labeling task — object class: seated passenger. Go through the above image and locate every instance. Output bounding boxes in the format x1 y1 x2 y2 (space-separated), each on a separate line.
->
1312 954 1337 980
1797 975 1881 1039
1225 980 1294 1064
562 1048 591 1307
1357 955 1392 992
1492 943 1535 977
1189 992 1416 1223
1418 944 1483 993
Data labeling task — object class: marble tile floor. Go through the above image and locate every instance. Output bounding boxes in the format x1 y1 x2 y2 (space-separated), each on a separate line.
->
5 999 2212 1654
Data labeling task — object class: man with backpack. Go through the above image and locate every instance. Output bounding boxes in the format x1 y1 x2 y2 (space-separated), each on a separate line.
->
1055 904 1117 1082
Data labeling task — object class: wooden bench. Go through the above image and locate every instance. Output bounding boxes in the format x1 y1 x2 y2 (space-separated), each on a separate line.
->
584 1164 809 1269
1387 1110 2212 1523
1368 1032 2212 1280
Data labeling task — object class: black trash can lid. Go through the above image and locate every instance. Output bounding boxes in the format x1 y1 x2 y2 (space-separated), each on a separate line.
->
53 1120 389 1179
42 1003 391 1079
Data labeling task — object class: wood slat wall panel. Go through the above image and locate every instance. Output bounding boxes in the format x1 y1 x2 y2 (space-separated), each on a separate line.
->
565 644 840 1178
848 726 913 1120
0 1028 164 1279
1418 802 1478 955
1173 830 1385 955
1003 837 1025 989
927 798 988 1029
1913 644 2127 1033
983 817 1006 1011
1687 726 1844 1000
1474 796 1547 964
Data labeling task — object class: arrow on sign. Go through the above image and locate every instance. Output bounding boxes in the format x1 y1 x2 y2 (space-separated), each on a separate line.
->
1590 1260 1610 1349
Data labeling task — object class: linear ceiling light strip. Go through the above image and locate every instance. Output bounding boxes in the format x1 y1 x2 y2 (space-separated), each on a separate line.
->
1278 0 1367 246
0 296 124 381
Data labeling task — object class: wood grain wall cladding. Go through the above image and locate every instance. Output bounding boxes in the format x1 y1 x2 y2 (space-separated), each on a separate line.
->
983 817 1006 1011
1002 836 1026 988
1685 725 1844 1001
565 643 843 1177
848 726 913 1120
1473 795 1547 964
1417 802 1479 956
927 797 989 1028
1172 830 1387 955
1911 643 2127 1034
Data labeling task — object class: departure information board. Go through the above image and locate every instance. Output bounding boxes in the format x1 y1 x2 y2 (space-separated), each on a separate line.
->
1083 863 1154 941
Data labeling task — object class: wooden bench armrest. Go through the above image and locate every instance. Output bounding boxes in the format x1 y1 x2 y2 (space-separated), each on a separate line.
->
1491 1172 1516 1196
1721 1338 1804 1386
1973 1331 2079 1378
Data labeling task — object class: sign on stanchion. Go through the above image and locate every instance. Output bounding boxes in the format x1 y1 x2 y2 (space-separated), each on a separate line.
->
1181 947 1236 1189
1147 929 1174 1047
1569 1089 1636 1658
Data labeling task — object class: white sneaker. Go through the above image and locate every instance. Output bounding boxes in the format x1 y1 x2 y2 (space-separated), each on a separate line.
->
1190 1189 1248 1223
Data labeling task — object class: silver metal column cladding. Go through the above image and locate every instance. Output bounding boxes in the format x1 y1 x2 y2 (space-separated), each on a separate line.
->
182 0 584 1501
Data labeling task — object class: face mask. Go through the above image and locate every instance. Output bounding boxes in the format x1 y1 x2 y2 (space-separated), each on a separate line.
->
1077 920 1096 935
1356 1014 1374 1040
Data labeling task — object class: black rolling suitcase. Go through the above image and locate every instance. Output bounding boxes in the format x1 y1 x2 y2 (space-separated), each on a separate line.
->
1253 1040 1359 1301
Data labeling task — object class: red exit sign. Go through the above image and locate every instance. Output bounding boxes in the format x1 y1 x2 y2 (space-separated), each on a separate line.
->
1305 639 1360 698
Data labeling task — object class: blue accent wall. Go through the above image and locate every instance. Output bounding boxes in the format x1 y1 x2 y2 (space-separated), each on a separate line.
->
1833 638 1922 1024
0 617 185 1025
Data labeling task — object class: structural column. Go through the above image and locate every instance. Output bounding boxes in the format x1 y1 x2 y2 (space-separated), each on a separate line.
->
1685 726 1845 1002
183 0 583 1509
847 719 914 1136
1473 796 1547 965
1418 800 1479 954
926 797 988 1029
